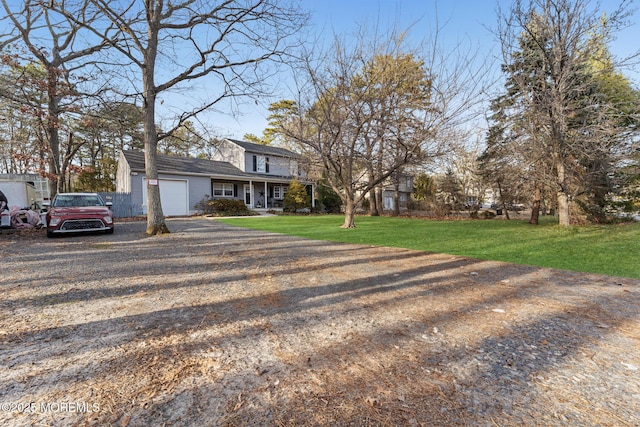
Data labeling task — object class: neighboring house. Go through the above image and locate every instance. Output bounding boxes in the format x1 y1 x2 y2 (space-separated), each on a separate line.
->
360 172 414 212
116 139 314 216
381 173 414 211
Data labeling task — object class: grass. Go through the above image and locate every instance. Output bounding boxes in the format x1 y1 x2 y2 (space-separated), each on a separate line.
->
218 214 640 278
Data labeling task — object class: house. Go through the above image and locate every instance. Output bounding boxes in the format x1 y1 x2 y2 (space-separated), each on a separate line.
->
381 173 414 211
360 172 414 212
116 139 314 216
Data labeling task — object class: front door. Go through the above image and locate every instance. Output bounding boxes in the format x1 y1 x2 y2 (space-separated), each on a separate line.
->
244 184 251 207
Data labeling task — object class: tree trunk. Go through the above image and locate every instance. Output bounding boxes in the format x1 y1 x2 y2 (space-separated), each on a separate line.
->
58 133 72 194
368 188 378 216
529 186 541 225
557 190 570 226
47 71 61 198
375 187 383 215
366 164 378 216
555 159 570 226
142 41 169 235
496 180 510 220
393 184 400 216
341 196 357 228
49 156 59 197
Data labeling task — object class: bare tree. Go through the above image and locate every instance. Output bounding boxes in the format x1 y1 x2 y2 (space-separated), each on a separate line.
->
0 78 43 174
272 26 486 228
0 0 115 196
55 0 307 235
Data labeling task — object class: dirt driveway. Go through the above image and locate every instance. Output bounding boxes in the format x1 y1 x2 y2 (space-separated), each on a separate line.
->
1 218 639 426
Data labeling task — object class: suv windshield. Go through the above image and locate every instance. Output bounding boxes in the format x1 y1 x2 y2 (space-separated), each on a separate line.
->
53 195 104 207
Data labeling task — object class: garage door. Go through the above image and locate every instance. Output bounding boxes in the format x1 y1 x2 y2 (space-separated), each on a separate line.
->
143 179 189 216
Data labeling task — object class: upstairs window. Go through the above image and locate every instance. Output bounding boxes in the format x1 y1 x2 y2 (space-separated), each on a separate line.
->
253 155 269 173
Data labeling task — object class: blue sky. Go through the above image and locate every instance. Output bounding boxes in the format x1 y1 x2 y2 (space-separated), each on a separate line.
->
305 0 499 44
211 0 640 140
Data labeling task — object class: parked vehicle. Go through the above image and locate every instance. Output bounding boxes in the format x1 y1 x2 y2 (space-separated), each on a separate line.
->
506 203 526 212
45 193 114 238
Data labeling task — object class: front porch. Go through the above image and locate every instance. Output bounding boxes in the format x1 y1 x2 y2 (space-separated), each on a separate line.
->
241 180 315 210
209 178 315 210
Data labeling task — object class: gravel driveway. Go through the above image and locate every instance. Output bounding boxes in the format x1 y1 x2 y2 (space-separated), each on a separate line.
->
1 218 639 426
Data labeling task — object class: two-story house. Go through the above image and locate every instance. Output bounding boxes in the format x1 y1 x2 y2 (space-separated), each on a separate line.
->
116 139 313 216
381 172 414 212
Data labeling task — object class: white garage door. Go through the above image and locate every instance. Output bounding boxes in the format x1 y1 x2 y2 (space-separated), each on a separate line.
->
143 179 189 216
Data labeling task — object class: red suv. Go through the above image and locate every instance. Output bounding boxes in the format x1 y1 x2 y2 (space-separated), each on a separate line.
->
45 193 114 238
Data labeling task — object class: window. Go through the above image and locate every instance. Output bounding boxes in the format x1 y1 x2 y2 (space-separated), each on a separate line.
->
271 185 289 200
253 155 270 173
213 182 234 197
257 156 266 172
53 194 105 207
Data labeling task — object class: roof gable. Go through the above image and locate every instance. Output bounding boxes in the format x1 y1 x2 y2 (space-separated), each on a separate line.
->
225 138 301 158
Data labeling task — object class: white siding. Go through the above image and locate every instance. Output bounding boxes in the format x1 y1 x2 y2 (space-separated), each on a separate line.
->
116 152 132 193
212 140 245 170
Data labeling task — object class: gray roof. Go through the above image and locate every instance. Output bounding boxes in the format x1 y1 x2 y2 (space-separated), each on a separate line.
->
121 150 310 183
226 138 302 158
122 150 247 177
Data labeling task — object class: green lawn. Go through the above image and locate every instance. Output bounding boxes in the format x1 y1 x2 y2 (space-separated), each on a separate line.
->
218 215 640 278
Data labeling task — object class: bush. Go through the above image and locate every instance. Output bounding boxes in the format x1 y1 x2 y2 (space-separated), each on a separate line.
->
195 196 256 216
480 210 496 219
317 181 342 213
283 179 311 213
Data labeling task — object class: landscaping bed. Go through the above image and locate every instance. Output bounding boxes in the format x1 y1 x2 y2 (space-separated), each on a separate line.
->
1 218 638 426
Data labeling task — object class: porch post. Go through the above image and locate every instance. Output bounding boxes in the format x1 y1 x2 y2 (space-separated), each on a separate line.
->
249 180 253 208
311 183 315 208
264 181 268 208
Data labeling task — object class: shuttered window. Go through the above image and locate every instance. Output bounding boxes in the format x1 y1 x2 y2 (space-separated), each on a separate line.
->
253 155 269 173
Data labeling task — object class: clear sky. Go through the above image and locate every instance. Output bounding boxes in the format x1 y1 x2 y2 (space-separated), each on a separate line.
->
210 0 640 140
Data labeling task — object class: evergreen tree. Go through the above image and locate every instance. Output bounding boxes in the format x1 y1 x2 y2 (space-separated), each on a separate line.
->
487 0 640 224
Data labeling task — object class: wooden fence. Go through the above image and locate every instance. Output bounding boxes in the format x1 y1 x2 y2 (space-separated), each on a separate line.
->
99 192 141 218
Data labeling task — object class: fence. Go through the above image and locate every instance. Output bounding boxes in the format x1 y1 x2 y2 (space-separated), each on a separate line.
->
99 192 141 218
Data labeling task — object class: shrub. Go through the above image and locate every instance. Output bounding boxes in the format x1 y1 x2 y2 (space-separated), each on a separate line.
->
317 181 342 213
283 179 311 213
480 210 496 219
195 195 255 216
